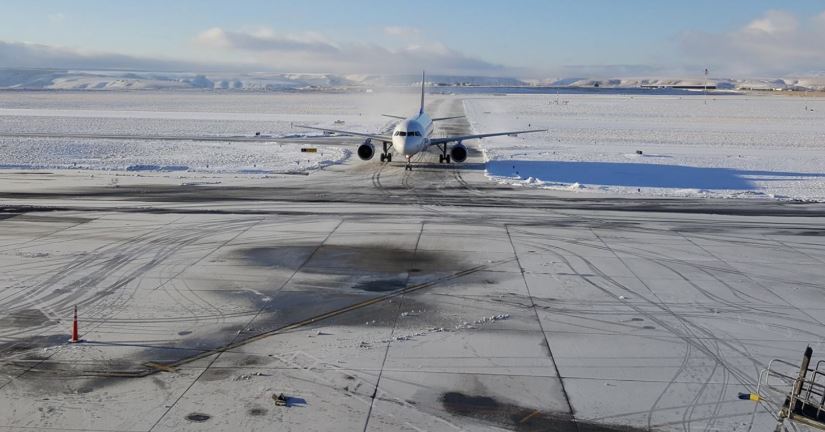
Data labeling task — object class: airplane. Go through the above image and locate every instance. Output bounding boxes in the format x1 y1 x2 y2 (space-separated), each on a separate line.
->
297 72 546 171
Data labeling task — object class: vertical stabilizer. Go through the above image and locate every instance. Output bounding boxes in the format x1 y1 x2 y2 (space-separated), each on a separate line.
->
419 70 425 114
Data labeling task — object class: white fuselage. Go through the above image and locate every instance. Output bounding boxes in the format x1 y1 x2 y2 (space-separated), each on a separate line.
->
391 112 433 159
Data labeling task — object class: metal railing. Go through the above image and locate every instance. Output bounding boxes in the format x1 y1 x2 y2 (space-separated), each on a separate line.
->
755 347 825 431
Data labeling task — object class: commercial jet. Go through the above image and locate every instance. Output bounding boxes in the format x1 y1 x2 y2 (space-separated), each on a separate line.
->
297 72 546 170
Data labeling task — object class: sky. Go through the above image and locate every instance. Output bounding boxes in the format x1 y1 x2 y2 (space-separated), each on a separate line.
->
1 0 825 78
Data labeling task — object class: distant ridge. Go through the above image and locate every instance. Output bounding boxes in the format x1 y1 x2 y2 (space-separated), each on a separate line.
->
1 68 823 91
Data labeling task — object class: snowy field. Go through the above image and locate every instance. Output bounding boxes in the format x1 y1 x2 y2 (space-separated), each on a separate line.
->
0 91 417 174
2 91 825 201
464 94 825 201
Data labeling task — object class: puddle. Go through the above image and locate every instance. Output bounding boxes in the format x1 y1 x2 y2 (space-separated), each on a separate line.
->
185 413 211 422
353 277 407 292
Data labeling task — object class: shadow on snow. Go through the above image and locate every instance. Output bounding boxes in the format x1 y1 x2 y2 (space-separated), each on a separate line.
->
486 160 825 190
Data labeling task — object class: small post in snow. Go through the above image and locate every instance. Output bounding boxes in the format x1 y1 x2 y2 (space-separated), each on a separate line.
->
69 305 80 343
704 68 709 105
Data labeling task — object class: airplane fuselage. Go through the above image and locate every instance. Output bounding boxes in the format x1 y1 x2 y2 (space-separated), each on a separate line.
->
391 112 433 159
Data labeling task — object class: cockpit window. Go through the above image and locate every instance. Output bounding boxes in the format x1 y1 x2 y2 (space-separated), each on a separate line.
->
400 131 407 136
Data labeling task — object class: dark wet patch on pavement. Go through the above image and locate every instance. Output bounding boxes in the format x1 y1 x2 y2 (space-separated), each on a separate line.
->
0 309 56 328
185 413 211 422
248 407 267 416
0 334 68 359
242 244 452 275
240 244 462 293
441 391 650 432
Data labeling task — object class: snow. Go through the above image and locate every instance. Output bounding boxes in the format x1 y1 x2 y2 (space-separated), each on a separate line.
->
0 91 412 174
2 90 825 200
4 68 825 91
1 125 824 431
526 76 825 91
464 93 825 201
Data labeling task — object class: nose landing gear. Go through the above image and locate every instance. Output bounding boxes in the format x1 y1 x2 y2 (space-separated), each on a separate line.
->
405 155 413 171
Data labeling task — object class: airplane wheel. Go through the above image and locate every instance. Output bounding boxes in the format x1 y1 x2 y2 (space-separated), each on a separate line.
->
445 155 451 164
386 154 392 162
438 155 444 163
380 153 386 162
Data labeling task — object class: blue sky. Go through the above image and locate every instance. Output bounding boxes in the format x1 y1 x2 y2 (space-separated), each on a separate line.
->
1 0 825 77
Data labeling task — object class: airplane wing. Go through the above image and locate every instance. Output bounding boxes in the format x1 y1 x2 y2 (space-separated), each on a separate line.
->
0 132 289 142
381 114 406 120
431 115 465 121
428 129 546 146
294 125 393 143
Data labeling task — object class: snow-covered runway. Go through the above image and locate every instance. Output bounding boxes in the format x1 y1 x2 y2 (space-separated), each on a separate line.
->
1 91 824 431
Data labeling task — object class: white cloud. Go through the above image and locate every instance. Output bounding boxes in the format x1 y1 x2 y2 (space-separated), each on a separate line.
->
679 9 825 75
195 27 338 54
0 40 250 71
193 27 504 75
744 10 797 34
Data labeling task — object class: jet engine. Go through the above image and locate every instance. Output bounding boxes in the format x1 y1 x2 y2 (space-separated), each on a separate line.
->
357 139 375 160
450 143 468 163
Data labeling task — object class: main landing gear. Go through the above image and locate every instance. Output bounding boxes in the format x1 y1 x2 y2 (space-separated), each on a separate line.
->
437 143 451 164
379 142 392 162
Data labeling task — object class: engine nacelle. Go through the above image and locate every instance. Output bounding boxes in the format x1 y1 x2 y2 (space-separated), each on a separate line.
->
357 139 375 160
450 143 468 163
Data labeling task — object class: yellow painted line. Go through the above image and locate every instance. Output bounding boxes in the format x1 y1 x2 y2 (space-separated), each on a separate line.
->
519 410 541 423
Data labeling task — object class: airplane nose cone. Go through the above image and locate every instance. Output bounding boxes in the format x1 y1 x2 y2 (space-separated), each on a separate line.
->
403 139 416 155
393 138 413 155
391 137 403 154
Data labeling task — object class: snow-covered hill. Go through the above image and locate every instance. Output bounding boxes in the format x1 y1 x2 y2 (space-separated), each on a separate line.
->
527 77 825 91
2 68 824 91
0 69 355 91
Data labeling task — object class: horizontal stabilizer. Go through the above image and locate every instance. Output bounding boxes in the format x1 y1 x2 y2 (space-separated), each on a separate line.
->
382 114 406 120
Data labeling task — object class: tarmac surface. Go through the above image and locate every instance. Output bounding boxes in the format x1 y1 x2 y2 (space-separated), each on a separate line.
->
2 98 825 431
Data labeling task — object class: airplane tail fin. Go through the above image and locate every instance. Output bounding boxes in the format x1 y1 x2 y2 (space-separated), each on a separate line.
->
419 70 425 114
